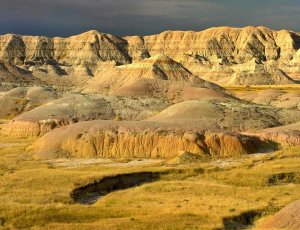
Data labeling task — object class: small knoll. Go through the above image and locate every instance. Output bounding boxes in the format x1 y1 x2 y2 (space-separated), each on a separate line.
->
112 78 230 103
147 98 300 132
255 200 300 230
238 89 300 110
254 122 300 146
29 120 265 159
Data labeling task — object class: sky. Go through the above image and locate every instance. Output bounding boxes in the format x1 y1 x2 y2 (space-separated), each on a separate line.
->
1 0 300 37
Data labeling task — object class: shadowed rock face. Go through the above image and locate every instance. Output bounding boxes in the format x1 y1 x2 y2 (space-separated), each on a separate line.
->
0 26 300 85
29 120 265 159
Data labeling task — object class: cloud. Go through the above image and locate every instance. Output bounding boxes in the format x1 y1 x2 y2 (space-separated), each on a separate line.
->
0 0 300 36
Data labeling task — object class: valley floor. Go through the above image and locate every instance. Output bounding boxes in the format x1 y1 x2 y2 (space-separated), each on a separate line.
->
0 136 299 229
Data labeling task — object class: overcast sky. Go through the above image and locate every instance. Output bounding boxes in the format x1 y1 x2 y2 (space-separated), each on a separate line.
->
1 0 300 37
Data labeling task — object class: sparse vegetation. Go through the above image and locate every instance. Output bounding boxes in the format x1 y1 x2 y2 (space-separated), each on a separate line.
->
0 137 299 229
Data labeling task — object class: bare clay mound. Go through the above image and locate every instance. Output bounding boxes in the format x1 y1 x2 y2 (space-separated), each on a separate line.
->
254 122 300 146
0 94 168 137
0 94 114 137
0 86 57 119
112 78 230 103
255 200 300 230
147 98 300 132
238 89 300 110
29 120 264 160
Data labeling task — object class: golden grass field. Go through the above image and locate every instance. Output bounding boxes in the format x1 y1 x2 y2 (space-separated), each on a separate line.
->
0 134 299 230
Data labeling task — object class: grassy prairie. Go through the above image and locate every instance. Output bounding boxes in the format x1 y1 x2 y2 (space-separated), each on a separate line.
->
0 136 299 229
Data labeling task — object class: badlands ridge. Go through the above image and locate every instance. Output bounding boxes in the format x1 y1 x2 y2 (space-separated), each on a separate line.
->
0 26 299 159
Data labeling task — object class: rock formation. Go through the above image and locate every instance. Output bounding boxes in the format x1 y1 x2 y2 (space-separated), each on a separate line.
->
0 26 300 85
29 120 265 159
81 54 227 94
0 61 40 84
0 26 299 160
147 98 300 132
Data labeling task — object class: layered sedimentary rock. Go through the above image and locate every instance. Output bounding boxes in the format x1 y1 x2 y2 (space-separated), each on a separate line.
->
0 31 130 66
0 26 300 85
0 94 114 137
2 93 299 138
0 34 25 65
125 26 299 84
29 120 264 159
127 27 300 64
81 54 226 94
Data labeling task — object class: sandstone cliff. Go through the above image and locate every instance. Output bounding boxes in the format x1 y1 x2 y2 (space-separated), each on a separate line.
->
1 26 300 85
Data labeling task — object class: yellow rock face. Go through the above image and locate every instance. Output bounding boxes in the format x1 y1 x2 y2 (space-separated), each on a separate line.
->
29 120 264 159
0 26 299 85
